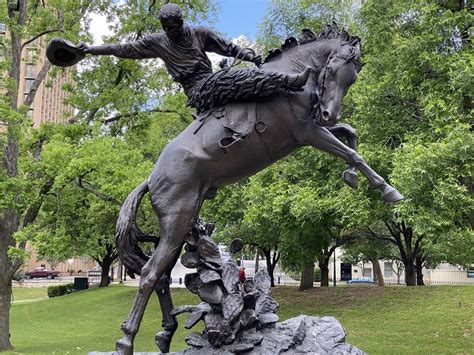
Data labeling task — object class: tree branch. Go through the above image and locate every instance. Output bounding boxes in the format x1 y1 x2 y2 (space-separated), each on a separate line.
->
103 108 177 124
21 29 64 50
75 177 122 205
23 61 52 107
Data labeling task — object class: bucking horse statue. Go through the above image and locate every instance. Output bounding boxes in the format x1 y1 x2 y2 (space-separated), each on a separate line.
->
48 23 402 354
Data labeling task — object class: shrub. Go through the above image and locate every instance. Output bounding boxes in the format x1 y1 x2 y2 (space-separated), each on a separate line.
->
313 268 321 282
47 283 75 298
13 271 25 281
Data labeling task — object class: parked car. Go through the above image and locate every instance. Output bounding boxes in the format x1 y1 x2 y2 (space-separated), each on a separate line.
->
347 277 376 284
25 267 60 280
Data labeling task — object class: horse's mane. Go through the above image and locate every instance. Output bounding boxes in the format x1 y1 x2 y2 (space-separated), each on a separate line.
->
264 23 361 69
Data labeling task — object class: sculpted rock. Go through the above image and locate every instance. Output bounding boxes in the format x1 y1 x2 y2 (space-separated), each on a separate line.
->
221 258 240 294
197 236 221 265
198 282 224 304
184 332 209 348
255 294 279 315
181 252 201 268
222 293 244 324
199 269 221 284
184 273 201 294
254 269 271 294
229 238 244 254
177 222 364 355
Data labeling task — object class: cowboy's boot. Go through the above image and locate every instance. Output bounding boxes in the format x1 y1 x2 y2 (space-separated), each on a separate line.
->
283 67 312 90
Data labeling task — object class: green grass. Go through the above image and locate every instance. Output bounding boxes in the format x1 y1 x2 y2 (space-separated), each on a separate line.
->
12 288 48 303
7 285 474 354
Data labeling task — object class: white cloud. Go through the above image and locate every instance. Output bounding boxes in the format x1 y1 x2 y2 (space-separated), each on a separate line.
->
88 12 114 45
207 35 256 69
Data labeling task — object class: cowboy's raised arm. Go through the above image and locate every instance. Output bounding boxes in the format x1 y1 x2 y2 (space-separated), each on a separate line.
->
81 34 164 59
199 27 262 66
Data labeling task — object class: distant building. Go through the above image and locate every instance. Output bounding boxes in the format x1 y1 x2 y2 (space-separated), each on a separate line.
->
0 22 74 126
1 23 95 275
328 248 474 286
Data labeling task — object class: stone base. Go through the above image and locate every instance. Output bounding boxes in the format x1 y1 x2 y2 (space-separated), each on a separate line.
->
89 315 364 355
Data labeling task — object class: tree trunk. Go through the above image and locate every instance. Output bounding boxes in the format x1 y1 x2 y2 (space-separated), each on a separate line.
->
262 249 279 287
0 208 20 351
99 262 111 287
370 256 385 286
299 264 314 290
0 280 13 350
255 251 259 272
404 263 416 286
416 256 425 286
319 261 330 287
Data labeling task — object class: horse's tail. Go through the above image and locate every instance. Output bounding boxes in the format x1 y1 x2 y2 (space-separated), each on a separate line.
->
115 180 159 278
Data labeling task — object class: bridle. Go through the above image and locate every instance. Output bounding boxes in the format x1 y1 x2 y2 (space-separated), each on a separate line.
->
313 48 359 125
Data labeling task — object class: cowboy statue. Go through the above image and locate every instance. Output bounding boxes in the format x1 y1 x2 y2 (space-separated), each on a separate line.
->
52 3 311 114
47 4 405 354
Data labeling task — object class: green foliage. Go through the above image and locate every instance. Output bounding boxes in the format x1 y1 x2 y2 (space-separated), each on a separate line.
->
258 0 361 52
47 283 75 298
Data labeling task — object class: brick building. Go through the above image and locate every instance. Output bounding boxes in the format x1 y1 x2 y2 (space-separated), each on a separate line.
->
2 22 97 274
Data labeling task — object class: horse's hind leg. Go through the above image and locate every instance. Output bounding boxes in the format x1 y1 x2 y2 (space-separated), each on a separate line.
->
154 253 180 353
116 211 197 354
305 123 403 202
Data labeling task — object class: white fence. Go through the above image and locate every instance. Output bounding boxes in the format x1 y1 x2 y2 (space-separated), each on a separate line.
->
384 269 474 285
425 269 474 285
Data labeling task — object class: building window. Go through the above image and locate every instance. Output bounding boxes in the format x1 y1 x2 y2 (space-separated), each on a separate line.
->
27 109 33 118
25 78 35 93
26 49 36 63
384 262 393 277
363 267 372 278
0 23 6 33
25 64 35 78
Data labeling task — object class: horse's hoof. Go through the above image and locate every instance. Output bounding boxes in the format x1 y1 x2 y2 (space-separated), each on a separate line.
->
341 169 358 190
155 330 172 353
381 186 404 203
115 337 133 355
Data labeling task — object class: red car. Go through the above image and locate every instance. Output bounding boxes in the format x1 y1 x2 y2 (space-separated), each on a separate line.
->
25 267 60 280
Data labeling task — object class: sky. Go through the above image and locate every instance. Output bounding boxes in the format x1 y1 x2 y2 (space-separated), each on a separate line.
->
90 0 269 45
212 0 268 39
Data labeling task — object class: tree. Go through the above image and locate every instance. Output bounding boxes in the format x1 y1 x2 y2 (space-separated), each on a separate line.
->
1 0 216 349
0 1 104 349
349 0 473 285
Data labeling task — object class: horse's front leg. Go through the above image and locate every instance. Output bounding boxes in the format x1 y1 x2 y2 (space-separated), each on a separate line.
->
305 123 403 202
328 123 358 189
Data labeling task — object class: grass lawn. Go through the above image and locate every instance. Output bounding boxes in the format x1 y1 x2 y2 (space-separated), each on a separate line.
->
11 288 48 303
7 285 473 354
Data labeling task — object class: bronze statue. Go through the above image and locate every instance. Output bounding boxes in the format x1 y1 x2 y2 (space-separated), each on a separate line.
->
78 3 311 113
47 4 403 354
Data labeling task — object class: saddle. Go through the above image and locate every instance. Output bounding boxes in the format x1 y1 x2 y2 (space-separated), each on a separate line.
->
193 102 258 152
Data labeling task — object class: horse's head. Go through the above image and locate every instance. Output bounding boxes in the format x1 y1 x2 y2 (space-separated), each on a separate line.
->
315 34 361 126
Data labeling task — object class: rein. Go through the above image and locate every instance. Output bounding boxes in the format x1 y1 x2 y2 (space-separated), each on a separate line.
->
312 51 356 125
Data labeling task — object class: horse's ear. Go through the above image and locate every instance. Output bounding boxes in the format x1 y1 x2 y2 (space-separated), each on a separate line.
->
319 24 332 39
341 29 350 42
299 28 316 43
282 37 298 50
350 36 361 47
